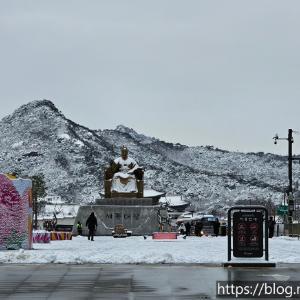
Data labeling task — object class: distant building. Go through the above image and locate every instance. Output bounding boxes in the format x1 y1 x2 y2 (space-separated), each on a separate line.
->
159 195 190 221
160 195 190 212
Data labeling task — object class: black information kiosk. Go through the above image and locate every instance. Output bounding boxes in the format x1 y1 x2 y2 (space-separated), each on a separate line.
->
226 206 272 266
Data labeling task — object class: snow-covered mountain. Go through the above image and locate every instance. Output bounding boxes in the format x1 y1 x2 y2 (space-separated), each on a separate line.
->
0 100 297 213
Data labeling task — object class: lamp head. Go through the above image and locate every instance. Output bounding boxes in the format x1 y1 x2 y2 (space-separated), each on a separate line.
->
273 133 279 145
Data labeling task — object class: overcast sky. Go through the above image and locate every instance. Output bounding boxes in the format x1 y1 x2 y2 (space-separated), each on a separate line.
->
1 1 300 154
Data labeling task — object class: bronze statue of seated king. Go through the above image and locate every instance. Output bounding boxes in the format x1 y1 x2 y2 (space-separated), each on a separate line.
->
104 146 144 198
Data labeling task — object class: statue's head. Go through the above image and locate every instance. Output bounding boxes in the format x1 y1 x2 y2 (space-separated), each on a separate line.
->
121 146 128 160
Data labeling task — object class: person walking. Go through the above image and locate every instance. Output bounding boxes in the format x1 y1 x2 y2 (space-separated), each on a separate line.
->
178 222 186 235
268 217 276 238
86 212 97 241
194 221 203 236
213 218 220 237
76 221 83 236
185 222 191 236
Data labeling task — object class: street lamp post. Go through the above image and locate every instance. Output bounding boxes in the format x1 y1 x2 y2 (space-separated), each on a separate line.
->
273 129 300 223
288 129 293 194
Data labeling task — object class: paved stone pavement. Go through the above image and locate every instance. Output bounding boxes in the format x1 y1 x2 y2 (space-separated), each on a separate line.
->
0 264 300 299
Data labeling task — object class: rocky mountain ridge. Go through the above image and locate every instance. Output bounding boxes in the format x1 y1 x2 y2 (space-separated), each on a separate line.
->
0 100 298 213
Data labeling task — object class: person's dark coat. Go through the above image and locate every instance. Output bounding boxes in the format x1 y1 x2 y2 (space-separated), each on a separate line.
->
268 217 276 238
86 212 98 241
194 221 203 236
86 212 97 230
213 219 220 236
185 222 191 236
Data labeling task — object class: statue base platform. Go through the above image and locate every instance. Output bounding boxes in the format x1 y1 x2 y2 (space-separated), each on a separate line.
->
73 198 168 236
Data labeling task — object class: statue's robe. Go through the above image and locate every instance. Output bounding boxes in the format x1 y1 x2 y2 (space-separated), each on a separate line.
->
111 157 139 193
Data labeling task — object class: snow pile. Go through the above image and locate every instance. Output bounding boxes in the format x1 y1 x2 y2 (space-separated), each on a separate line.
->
0 236 299 264
58 133 71 140
160 195 188 207
11 141 24 149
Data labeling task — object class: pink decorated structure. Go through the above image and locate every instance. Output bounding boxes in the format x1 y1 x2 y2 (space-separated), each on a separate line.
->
0 174 33 250
152 232 177 239
32 230 51 243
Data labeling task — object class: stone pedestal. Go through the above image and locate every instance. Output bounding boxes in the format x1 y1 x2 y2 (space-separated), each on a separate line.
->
73 198 167 236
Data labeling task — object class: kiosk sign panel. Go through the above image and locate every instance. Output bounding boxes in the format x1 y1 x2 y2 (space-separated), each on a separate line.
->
233 211 263 258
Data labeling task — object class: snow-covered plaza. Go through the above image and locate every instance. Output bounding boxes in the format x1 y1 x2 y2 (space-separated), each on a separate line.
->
1 235 300 265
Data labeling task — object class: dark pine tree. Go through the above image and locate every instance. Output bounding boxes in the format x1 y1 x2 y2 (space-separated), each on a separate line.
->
31 174 47 229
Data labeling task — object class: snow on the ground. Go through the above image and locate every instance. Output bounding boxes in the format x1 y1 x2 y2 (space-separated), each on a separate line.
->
1 236 300 265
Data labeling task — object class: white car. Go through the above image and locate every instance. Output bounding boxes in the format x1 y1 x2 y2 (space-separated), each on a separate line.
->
176 211 205 224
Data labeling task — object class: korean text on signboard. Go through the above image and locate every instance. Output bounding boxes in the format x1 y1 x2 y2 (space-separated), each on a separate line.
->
233 211 263 258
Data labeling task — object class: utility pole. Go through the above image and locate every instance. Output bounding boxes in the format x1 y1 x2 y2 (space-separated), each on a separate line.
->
273 129 300 223
287 129 294 224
